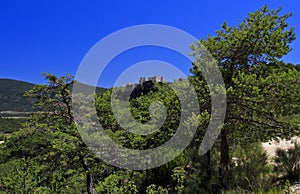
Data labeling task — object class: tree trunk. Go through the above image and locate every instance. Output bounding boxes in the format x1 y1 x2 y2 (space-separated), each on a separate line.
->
206 150 211 181
204 149 213 192
86 171 96 194
80 155 97 194
219 126 230 190
218 63 234 190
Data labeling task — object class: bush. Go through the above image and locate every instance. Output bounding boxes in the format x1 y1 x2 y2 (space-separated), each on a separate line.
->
231 142 273 192
274 143 300 182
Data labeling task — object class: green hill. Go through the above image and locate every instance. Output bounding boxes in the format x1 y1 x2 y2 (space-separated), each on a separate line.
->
0 79 35 112
0 78 107 137
0 78 108 113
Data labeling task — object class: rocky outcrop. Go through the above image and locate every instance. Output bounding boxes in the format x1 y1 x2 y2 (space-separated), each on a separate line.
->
262 136 300 158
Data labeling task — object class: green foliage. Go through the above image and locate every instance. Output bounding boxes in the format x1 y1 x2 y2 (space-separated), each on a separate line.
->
0 73 95 193
96 81 183 152
0 79 35 112
146 184 169 194
171 167 185 193
224 186 287 194
1 5 300 194
0 117 26 134
192 6 295 73
191 5 298 191
274 144 300 182
231 142 273 192
96 173 138 194
289 114 300 130
230 64 300 143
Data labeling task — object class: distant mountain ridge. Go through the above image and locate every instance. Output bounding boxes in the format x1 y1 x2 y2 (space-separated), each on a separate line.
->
0 79 35 112
0 78 107 113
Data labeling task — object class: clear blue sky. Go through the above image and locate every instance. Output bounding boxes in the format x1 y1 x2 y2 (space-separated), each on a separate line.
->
0 0 299 87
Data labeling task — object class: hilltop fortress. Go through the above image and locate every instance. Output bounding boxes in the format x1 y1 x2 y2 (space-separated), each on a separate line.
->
124 76 164 92
139 76 164 84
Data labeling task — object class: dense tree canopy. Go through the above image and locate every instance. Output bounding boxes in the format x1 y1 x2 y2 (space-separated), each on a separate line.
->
0 5 300 194
191 5 299 190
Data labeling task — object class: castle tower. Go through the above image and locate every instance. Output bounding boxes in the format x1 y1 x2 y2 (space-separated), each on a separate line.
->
139 77 146 84
148 76 164 83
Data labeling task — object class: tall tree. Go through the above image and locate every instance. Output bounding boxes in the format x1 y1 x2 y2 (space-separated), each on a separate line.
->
191 5 296 190
25 73 98 194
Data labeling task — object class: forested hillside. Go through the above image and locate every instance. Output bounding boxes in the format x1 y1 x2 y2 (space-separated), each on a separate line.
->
0 78 107 113
0 78 107 141
0 79 35 112
0 6 300 194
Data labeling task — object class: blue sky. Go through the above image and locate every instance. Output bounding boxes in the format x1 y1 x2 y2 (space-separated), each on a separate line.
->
0 0 299 87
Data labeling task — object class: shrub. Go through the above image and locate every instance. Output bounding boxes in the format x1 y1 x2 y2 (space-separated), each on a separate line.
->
231 142 272 192
274 143 300 182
